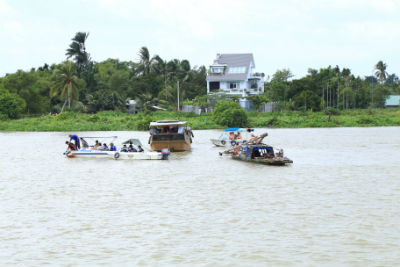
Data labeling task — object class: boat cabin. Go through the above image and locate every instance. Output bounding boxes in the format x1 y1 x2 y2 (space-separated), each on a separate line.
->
240 144 275 159
149 120 193 151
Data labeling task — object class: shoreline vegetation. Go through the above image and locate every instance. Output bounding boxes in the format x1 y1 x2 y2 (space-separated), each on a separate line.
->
1 109 399 132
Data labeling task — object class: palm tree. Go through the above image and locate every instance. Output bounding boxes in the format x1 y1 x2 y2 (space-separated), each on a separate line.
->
138 47 158 75
50 61 80 113
66 32 90 77
375 61 388 84
138 92 166 111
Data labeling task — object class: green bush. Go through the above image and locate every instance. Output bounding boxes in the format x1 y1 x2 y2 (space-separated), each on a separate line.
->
55 111 78 121
0 113 9 121
212 100 248 127
357 116 375 125
0 92 26 119
135 114 153 130
324 107 341 115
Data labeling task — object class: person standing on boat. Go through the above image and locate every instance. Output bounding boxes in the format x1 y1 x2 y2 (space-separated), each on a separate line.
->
69 134 80 149
137 145 144 152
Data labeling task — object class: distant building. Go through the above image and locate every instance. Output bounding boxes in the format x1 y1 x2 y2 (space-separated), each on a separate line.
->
385 95 400 108
126 99 137 114
206 53 264 97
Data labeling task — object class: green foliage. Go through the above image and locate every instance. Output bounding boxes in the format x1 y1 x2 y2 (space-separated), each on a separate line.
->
293 90 321 111
212 100 248 127
135 114 153 130
1 109 400 131
246 94 271 109
50 61 81 112
0 92 26 119
324 107 341 115
1 33 398 120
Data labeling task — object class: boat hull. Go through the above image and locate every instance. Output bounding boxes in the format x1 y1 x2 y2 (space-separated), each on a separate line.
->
67 150 111 158
66 150 166 160
211 138 244 147
232 155 293 166
150 140 191 152
210 138 227 147
110 151 164 160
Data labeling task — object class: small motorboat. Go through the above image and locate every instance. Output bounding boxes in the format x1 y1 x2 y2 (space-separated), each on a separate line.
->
220 132 293 166
65 137 169 160
111 139 170 160
211 128 254 147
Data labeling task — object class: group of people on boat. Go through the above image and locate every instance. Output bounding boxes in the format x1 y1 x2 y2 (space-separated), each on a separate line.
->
65 134 144 153
150 125 185 135
120 144 144 152
229 131 243 141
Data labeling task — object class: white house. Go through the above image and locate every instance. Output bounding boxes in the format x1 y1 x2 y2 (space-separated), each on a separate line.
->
206 53 264 97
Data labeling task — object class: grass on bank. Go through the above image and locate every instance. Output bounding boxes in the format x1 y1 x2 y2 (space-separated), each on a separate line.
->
0 109 400 131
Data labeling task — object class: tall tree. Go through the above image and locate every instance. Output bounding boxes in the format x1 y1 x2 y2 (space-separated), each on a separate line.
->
50 61 80 113
66 32 90 77
138 47 158 75
375 61 388 84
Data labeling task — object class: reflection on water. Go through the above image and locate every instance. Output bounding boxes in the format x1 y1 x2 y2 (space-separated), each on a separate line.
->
0 127 400 266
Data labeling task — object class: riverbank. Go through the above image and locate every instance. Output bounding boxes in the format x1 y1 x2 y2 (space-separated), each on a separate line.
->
0 109 399 131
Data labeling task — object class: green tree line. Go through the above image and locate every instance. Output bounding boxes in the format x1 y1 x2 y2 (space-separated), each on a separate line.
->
265 61 399 111
0 32 207 119
0 32 399 120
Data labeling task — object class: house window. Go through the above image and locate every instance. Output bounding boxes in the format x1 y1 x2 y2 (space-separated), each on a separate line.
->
230 82 239 89
228 66 246 74
209 82 220 90
211 67 224 73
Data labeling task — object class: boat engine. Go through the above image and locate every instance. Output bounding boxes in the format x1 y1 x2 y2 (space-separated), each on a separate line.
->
161 148 170 160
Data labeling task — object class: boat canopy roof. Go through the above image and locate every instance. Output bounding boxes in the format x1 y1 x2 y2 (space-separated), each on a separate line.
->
122 138 143 146
80 136 118 138
150 120 187 127
224 128 253 132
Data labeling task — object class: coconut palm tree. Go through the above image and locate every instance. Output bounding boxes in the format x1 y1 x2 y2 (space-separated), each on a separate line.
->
50 61 80 113
138 46 158 75
375 61 388 84
138 92 166 111
66 32 90 77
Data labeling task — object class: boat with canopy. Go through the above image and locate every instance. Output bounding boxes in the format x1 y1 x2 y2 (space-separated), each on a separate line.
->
148 120 194 151
220 132 293 166
65 136 169 160
211 128 254 147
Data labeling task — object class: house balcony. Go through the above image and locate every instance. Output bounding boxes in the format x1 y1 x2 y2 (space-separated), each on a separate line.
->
219 88 263 96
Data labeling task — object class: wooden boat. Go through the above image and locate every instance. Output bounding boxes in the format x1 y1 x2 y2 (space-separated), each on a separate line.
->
230 144 293 166
148 120 194 152
221 132 293 166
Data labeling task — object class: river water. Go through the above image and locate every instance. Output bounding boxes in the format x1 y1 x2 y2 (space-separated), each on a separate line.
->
0 127 399 266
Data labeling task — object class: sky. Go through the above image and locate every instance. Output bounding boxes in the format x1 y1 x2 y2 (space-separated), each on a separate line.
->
1 0 399 79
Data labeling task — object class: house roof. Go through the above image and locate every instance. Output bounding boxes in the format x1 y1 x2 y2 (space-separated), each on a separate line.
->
385 95 400 106
207 53 254 82
149 120 187 127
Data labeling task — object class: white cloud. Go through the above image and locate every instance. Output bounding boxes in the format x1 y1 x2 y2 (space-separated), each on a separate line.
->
344 20 400 41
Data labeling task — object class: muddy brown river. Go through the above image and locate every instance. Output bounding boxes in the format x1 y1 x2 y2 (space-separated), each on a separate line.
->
0 127 399 266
